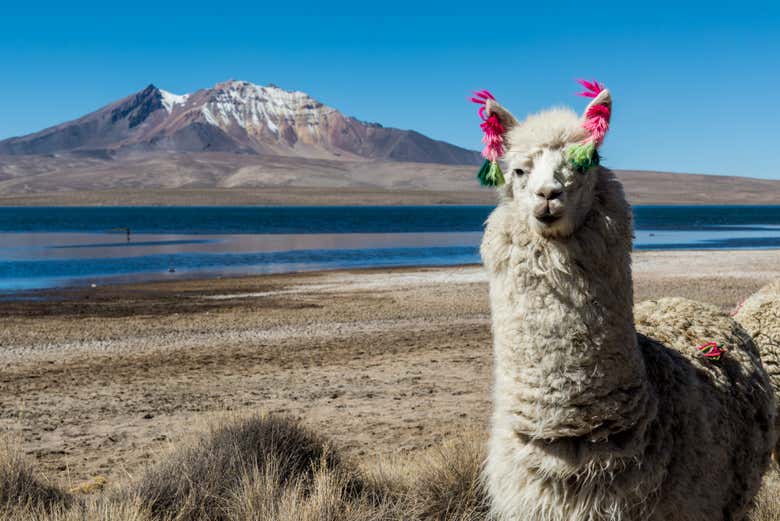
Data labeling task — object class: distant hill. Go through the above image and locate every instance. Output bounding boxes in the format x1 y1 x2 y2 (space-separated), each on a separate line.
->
0 152 778 206
0 80 481 165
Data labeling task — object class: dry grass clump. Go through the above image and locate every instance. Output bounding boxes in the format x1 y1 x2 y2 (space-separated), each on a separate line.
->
125 414 352 520
0 441 70 516
371 435 488 521
411 436 488 520
0 414 777 520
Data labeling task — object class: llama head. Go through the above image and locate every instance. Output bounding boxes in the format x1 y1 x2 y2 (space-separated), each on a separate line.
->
483 84 612 239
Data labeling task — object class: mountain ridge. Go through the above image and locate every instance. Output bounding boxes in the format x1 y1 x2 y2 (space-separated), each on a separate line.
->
1 80 777 206
0 80 482 165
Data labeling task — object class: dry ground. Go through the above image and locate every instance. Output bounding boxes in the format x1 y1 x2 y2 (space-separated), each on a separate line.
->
1 249 780 497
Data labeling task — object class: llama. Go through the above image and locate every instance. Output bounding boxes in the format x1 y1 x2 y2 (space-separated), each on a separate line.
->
733 279 780 463
634 295 780 465
477 83 775 520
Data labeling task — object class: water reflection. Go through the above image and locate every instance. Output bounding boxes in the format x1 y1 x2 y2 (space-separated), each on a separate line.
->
1 225 780 293
0 232 482 260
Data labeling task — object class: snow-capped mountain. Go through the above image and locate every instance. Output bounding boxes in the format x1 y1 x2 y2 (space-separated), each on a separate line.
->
0 80 481 165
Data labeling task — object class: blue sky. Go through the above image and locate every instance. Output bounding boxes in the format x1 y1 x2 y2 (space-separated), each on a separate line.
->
2 1 778 179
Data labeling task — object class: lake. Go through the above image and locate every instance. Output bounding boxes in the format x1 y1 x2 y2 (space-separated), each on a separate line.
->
1 205 779 292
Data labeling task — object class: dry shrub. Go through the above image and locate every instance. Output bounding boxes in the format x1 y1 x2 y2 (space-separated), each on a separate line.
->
120 412 405 520
0 499 149 521
225 460 398 521
127 414 349 521
0 441 70 516
404 434 488 521
357 434 487 521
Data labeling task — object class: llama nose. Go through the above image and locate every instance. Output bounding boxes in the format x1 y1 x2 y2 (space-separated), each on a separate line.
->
536 186 563 201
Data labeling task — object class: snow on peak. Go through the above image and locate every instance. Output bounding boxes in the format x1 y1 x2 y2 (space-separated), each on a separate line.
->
201 80 333 135
159 90 190 113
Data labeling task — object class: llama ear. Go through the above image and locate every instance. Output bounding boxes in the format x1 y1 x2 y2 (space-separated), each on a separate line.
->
579 85 612 148
582 88 612 121
567 80 612 172
485 99 518 132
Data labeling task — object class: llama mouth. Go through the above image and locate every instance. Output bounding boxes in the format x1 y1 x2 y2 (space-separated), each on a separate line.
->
536 213 561 225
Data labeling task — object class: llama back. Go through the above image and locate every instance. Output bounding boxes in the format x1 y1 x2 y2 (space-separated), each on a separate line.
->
635 297 776 518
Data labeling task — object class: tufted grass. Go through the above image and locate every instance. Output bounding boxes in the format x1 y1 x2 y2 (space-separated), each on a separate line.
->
0 414 777 521
0 441 71 518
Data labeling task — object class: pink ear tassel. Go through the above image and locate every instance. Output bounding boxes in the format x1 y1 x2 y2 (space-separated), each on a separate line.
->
471 90 505 161
576 79 604 98
479 117 505 162
576 79 610 147
583 103 610 146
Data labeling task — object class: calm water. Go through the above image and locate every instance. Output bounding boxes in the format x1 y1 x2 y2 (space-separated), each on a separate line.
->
1 206 779 292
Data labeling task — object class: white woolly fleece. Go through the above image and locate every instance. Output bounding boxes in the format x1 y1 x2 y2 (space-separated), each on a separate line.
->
481 156 775 521
733 279 780 462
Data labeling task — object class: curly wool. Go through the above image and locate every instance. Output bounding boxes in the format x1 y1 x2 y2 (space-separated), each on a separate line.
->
482 165 775 521
733 279 780 462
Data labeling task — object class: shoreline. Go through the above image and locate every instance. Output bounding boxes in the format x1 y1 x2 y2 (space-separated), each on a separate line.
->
2 183 780 207
2 193 780 207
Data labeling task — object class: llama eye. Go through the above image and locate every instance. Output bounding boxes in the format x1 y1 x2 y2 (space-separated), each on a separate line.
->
513 168 525 176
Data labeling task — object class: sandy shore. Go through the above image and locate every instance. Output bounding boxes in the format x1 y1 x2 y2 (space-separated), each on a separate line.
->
1 249 779 486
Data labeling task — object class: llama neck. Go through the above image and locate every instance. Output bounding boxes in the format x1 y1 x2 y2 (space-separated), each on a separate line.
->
482 174 654 440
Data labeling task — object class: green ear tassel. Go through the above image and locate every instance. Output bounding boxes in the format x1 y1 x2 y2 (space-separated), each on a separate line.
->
566 142 600 173
477 159 506 187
